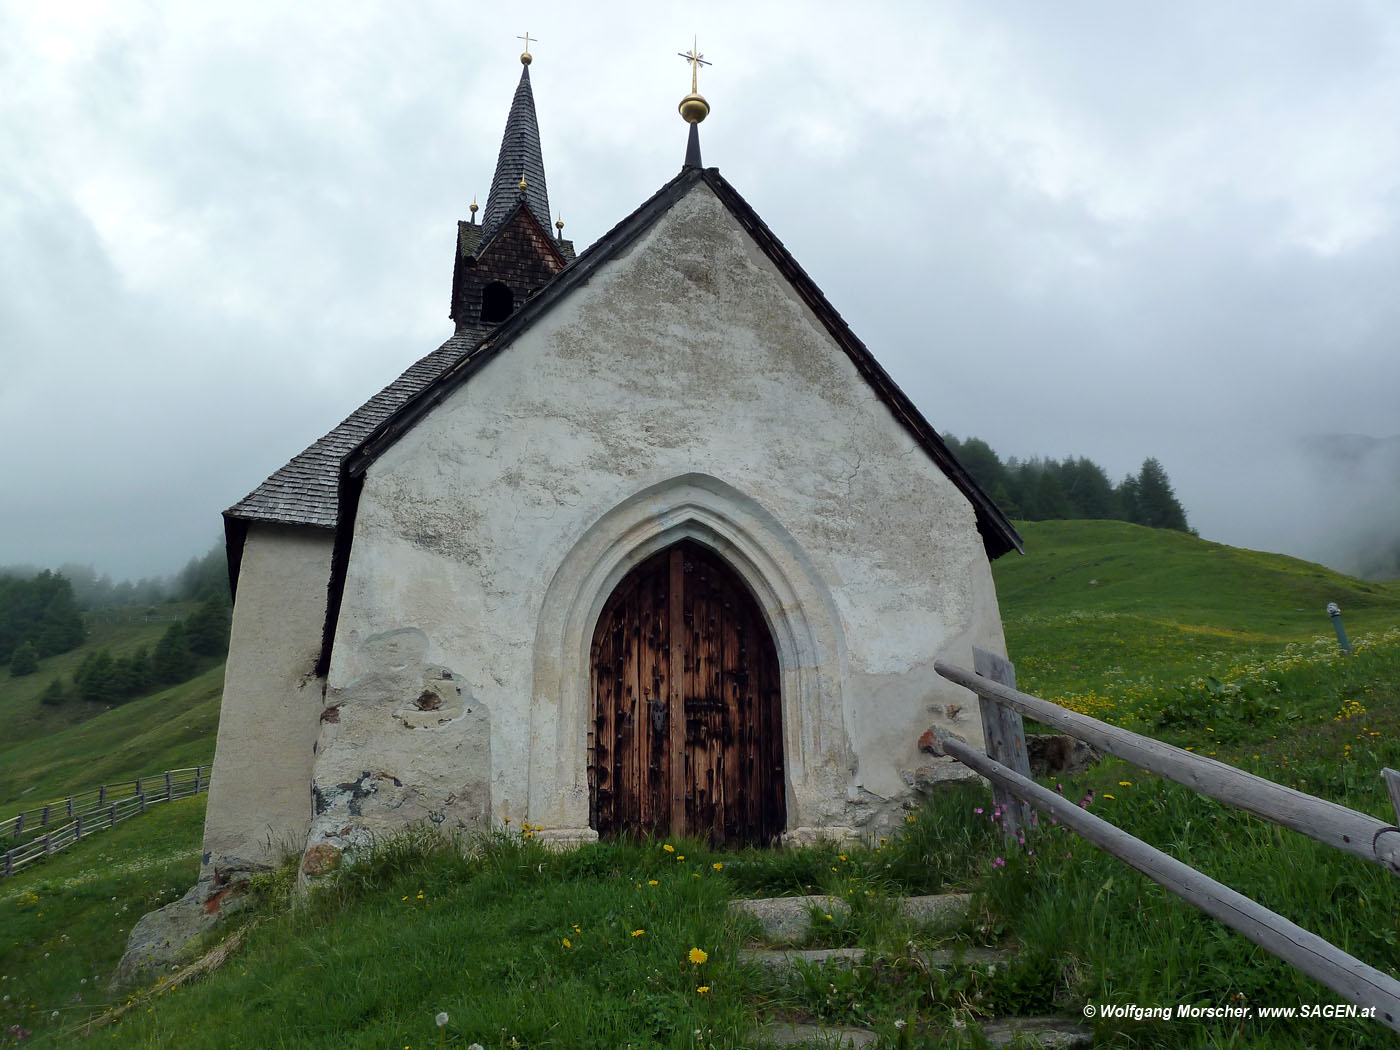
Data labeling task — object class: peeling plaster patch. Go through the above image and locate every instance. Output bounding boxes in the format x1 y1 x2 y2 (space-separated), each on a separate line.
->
304 628 491 864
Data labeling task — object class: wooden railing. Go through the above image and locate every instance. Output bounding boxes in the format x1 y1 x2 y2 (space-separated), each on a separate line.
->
1 766 210 879
928 648 1400 1035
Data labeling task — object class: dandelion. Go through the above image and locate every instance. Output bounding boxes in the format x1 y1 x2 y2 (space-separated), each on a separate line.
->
838 855 846 862
824 914 833 921
712 862 723 871
1118 781 1132 787
663 844 675 853
436 1013 449 1027
647 880 659 886
677 855 685 861
688 947 708 965
1103 794 1115 800
572 924 581 933
696 986 710 995
562 938 571 949
632 929 646 937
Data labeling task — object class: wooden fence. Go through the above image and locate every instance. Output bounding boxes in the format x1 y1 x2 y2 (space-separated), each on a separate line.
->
929 648 1400 1035
2 766 210 879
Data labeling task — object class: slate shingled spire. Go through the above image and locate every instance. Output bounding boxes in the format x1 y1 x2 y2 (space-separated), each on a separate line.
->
480 58 552 246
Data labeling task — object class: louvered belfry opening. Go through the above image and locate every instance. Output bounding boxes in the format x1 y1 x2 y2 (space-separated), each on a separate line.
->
588 541 786 846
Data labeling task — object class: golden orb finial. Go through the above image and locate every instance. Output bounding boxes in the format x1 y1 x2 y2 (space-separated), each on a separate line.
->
518 31 534 65
469 196 478 219
518 173 528 193
677 37 712 124
555 215 564 232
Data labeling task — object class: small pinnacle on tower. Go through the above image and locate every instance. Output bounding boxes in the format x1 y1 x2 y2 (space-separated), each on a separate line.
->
678 37 711 168
518 173 528 194
469 196 478 224
555 215 564 240
518 31 534 65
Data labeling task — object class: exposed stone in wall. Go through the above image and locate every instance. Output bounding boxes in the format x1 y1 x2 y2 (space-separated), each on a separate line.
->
304 628 489 866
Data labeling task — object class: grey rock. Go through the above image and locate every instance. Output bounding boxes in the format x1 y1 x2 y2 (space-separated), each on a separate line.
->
729 896 850 944
754 1023 877 1048
978 1017 1094 1048
112 865 260 987
897 892 972 925
739 947 866 973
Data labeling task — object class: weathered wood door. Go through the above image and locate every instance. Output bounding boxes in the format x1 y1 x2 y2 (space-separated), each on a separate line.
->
589 541 785 845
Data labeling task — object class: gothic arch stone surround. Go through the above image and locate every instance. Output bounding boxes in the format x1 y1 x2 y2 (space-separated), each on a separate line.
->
526 473 855 845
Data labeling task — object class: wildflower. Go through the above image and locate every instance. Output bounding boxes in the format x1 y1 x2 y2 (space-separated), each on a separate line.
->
696 986 710 995
663 844 675 853
416 891 425 899
838 854 846 862
1103 794 1115 800
561 938 571 949
436 1013 450 1027
647 880 659 886
632 929 646 937
974 807 983 815
677 855 685 861
1118 781 1131 787
572 924 581 933
712 862 723 871
688 947 708 965
992 857 1005 869
824 914 833 921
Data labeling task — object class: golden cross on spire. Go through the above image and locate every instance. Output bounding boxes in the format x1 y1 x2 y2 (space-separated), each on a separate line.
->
677 36 711 94
518 31 535 65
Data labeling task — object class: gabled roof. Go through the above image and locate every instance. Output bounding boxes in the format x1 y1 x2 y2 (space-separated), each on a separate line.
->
225 323 489 529
479 63 552 243
341 166 1024 560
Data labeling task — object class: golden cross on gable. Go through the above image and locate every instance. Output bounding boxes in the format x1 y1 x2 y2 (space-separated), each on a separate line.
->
518 31 535 54
677 36 711 93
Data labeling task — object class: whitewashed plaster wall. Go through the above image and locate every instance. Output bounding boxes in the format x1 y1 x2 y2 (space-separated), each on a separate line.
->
202 525 332 870
319 182 1007 849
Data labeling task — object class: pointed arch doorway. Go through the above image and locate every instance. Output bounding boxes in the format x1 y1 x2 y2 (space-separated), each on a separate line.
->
588 540 786 845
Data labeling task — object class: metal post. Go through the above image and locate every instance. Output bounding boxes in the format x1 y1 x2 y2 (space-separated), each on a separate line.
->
1327 602 1351 652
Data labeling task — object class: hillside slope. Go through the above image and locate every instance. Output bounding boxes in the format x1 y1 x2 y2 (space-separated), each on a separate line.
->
992 520 1400 699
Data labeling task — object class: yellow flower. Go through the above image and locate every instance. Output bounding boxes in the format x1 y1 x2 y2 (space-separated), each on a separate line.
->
663 844 675 853
647 880 659 886
688 947 708 965
572 924 581 933
838 855 846 862
561 938 571 949
677 855 685 861
712 862 723 871
1103 793 1115 800
1118 781 1131 787
906 815 916 824
696 986 710 995
631 929 646 937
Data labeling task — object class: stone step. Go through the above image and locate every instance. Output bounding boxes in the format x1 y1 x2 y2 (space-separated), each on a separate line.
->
729 892 971 945
739 944 1012 977
753 1016 1091 1048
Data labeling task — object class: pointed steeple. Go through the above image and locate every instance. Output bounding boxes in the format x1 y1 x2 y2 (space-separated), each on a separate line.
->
480 54 552 245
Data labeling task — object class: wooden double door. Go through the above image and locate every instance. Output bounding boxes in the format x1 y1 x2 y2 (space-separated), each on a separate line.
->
588 541 785 845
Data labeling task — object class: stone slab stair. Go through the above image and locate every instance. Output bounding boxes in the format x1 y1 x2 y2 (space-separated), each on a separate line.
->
730 894 1094 1049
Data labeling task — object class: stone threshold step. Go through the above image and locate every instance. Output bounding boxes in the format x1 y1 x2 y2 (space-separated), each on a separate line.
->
739 945 1011 975
755 1016 1092 1048
730 893 972 945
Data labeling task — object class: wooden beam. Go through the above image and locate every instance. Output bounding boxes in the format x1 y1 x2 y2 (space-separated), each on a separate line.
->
1384 769 1400 827
936 660 1400 877
668 547 687 836
973 647 1031 837
929 728 1400 1033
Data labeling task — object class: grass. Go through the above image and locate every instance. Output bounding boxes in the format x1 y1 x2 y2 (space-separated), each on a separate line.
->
4 520 1400 1047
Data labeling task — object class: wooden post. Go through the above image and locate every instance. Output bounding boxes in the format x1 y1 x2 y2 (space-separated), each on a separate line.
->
194 767 203 793
66 796 74 818
12 812 21 839
40 804 50 828
75 814 83 841
1384 769 1400 827
42 832 52 856
139 793 147 814
3 850 11 877
108 803 117 828
972 647 1032 838
931 729 1400 1032
98 784 106 806
165 771 174 802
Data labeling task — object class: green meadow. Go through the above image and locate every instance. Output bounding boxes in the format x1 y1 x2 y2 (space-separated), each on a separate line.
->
1 521 1398 1048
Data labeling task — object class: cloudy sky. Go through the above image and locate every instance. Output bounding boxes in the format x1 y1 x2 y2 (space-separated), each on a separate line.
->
4 0 1398 581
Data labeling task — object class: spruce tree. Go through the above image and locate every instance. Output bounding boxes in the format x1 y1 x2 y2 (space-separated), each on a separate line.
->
1135 457 1190 532
9 640 38 676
